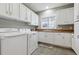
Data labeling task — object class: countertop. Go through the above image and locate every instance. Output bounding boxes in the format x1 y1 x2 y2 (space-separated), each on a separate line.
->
35 29 74 33
0 31 37 37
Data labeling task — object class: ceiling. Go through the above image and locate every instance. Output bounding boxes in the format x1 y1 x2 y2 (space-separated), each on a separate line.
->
24 3 70 12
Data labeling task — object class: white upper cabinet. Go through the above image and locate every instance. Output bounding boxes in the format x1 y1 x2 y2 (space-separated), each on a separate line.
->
35 14 39 25
0 3 9 17
56 7 74 25
26 7 31 22
20 4 28 22
30 10 38 26
74 3 79 22
9 3 20 20
0 3 39 25
0 3 20 20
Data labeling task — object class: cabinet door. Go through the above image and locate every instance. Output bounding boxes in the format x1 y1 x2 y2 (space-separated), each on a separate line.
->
26 7 31 22
32 32 38 52
64 7 74 24
0 3 9 17
56 7 74 25
63 33 72 48
10 3 20 19
1 35 27 55
20 4 27 21
31 11 36 25
56 10 64 25
28 33 38 55
38 32 47 42
74 3 79 21
46 32 55 44
54 33 65 46
35 14 39 26
28 34 33 54
74 22 79 54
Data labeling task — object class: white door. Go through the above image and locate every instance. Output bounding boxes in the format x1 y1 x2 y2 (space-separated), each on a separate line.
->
1 34 27 55
74 22 79 54
9 3 20 19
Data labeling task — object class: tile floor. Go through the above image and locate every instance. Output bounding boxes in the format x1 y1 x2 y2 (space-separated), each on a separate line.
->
32 43 76 55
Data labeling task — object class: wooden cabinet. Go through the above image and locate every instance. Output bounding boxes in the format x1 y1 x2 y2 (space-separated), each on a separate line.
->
56 7 74 25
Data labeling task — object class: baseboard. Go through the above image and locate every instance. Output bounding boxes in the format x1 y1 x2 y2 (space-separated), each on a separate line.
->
38 41 73 50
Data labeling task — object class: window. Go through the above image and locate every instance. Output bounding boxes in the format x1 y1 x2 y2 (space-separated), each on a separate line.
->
41 15 56 29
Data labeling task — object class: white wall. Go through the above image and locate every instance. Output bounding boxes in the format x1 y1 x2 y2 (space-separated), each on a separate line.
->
38 9 56 29
37 5 74 29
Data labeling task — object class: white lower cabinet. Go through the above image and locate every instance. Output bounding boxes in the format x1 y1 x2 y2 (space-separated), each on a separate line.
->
38 32 46 42
45 33 55 44
63 33 72 47
38 32 72 48
54 33 65 46
73 22 79 54
1 34 27 55
28 32 38 55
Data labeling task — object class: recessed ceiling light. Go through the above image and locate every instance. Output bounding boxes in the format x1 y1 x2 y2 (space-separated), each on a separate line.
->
46 6 48 9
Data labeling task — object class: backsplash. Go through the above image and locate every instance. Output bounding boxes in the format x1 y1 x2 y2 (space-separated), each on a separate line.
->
57 25 74 30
